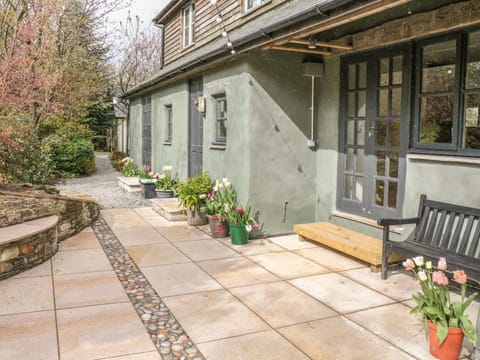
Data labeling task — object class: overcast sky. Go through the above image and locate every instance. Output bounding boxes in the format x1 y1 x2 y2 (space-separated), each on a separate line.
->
109 0 170 28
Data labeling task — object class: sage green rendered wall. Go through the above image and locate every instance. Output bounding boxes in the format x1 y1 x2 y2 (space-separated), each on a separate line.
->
245 50 317 234
404 158 480 216
150 82 190 179
202 52 318 234
314 57 340 223
203 62 251 204
128 98 143 164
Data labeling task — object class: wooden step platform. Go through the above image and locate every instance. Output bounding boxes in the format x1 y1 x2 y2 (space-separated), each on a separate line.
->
293 222 403 272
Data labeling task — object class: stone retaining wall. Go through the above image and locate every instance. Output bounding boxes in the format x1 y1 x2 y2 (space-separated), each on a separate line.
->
0 185 99 241
0 219 58 280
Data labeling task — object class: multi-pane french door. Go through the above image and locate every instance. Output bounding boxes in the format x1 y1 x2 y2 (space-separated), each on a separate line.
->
337 46 411 219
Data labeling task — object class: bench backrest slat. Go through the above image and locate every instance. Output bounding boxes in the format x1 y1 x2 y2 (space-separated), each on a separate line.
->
424 208 439 245
458 216 475 254
431 210 447 247
449 213 465 252
414 197 480 259
468 222 480 257
415 206 430 242
439 211 456 249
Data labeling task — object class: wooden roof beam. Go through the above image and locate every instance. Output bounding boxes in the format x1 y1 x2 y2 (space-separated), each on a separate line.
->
287 39 352 50
269 45 332 56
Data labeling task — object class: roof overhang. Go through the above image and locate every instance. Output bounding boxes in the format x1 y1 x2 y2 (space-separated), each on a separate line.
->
124 0 463 98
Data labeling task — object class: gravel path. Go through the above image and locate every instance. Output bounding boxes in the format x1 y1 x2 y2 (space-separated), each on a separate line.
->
55 153 152 209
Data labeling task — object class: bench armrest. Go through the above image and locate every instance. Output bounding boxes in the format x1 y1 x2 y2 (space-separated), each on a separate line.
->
377 217 419 226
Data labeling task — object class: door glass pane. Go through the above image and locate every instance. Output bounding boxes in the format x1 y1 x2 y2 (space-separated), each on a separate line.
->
466 30 480 89
388 181 398 208
347 92 355 117
348 64 356 90
378 89 389 116
392 56 403 85
389 151 399 178
358 63 367 89
463 94 480 149
377 120 387 146
346 148 354 171
379 58 389 86
356 149 364 173
391 88 402 116
344 175 353 199
422 40 456 93
347 121 354 144
420 95 453 144
390 120 400 146
358 91 366 117
354 177 363 202
375 180 385 206
357 120 365 145
376 150 386 176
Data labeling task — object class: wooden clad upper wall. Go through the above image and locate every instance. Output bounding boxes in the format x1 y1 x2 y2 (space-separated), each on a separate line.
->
161 0 288 66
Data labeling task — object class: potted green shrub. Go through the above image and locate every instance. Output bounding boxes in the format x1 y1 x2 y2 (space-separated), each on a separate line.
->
155 165 177 198
175 172 212 225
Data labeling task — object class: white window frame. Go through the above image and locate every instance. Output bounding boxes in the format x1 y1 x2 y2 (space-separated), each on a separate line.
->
214 95 227 144
245 0 268 12
165 105 173 143
182 3 194 48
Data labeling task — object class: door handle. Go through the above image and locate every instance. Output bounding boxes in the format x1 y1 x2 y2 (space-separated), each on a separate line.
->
368 122 377 137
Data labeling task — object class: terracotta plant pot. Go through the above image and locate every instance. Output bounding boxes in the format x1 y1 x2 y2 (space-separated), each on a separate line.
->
207 216 229 238
186 207 208 226
427 321 464 360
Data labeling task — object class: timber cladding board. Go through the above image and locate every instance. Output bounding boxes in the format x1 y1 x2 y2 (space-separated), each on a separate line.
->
161 0 288 66
347 0 480 52
293 222 403 266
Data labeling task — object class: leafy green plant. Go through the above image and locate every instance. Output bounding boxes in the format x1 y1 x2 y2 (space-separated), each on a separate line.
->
0 120 54 184
201 178 236 218
175 172 212 211
155 165 176 190
120 157 138 176
403 256 478 345
42 135 95 177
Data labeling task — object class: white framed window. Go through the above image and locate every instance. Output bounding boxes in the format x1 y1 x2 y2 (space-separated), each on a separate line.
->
165 105 172 142
245 0 267 12
182 3 194 48
214 95 227 144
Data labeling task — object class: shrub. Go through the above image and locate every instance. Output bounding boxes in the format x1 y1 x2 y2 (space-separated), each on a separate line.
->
0 121 54 184
42 134 95 177
176 173 212 210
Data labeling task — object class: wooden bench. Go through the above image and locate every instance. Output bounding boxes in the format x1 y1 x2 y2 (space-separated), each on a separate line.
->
378 194 480 281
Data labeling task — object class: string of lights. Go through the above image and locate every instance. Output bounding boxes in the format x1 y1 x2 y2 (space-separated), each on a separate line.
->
209 0 236 55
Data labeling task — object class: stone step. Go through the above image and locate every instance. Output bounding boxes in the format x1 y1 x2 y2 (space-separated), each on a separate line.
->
118 176 141 192
0 215 59 279
151 198 187 221
293 221 403 271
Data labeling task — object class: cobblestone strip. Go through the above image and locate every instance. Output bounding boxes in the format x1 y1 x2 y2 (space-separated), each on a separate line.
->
91 216 205 360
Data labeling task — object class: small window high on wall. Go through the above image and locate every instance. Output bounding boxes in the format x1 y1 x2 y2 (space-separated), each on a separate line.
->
413 29 480 155
165 105 172 143
245 0 267 12
214 95 227 145
182 3 194 48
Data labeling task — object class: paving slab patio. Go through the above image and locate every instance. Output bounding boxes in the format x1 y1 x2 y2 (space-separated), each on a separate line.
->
1 207 478 360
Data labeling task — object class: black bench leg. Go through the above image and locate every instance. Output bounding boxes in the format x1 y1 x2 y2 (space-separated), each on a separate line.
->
381 252 389 280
